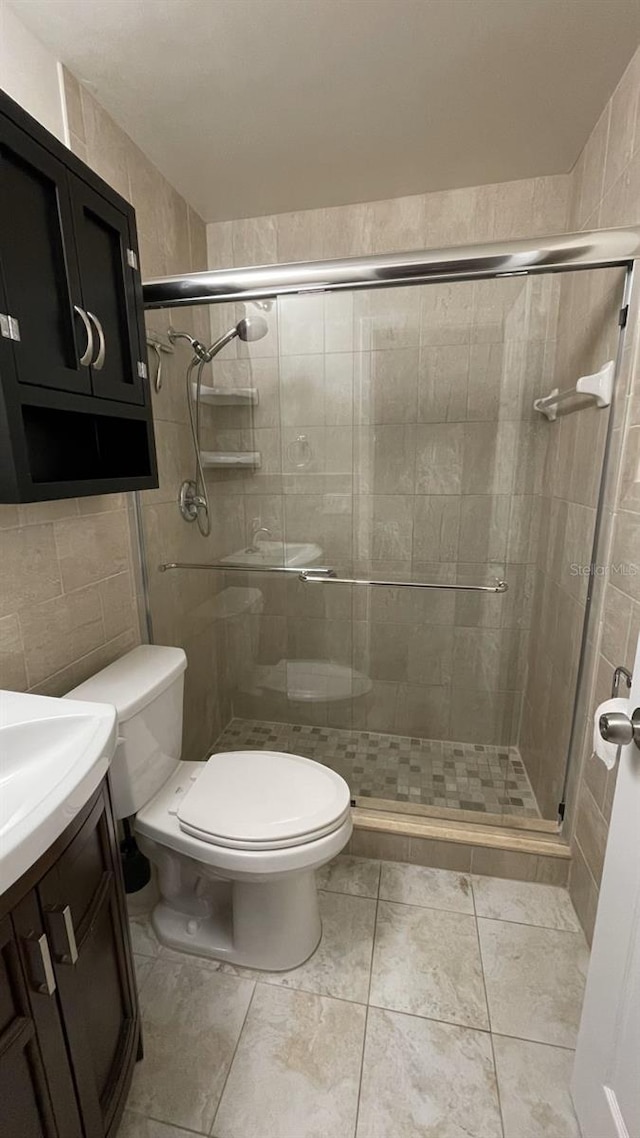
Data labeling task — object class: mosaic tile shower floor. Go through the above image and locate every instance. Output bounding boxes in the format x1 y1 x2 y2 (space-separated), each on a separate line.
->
213 718 540 818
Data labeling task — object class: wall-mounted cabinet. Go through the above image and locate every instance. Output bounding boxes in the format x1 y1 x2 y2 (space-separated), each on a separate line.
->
0 89 158 501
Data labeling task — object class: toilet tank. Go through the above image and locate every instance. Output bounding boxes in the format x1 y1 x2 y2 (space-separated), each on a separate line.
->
66 645 187 819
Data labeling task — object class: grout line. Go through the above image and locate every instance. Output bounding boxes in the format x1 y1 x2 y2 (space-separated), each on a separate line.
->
490 1030 577 1053
145 1113 208 1137
473 904 506 1138
476 913 584 937
353 856 382 1137
209 979 258 1137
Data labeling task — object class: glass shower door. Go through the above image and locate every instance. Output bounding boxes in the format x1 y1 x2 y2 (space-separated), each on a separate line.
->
204 264 626 826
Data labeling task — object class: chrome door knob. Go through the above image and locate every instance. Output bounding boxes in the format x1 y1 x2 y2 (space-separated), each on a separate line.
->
599 708 640 749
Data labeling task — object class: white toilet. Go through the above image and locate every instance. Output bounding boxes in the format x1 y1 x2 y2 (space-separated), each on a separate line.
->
67 644 352 970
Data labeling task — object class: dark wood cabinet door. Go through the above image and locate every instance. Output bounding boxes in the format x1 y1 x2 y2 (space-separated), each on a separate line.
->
70 179 144 405
0 915 58 1138
38 789 139 1138
0 117 91 396
11 892 84 1138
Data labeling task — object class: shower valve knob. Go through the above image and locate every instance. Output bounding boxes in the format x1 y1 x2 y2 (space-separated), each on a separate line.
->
599 708 640 749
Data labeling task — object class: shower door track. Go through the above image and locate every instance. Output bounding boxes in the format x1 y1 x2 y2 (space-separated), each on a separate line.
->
158 561 508 593
142 225 640 308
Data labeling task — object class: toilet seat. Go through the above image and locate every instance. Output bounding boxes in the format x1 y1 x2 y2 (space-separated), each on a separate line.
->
177 750 351 850
135 760 353 880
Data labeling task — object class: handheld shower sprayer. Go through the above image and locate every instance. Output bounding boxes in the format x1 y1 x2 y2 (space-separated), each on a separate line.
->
168 313 269 536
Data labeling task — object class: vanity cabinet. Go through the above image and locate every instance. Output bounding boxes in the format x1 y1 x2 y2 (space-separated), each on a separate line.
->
0 88 158 501
0 782 140 1138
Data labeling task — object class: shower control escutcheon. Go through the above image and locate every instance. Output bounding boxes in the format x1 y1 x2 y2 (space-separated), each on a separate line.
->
599 708 640 749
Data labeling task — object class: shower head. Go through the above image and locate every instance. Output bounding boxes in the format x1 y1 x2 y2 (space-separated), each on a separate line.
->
169 315 269 364
203 315 269 360
235 316 269 343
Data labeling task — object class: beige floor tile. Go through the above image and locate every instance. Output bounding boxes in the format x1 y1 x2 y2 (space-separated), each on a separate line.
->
380 861 474 913
129 914 161 957
213 984 366 1138
356 1007 502 1138
478 919 588 1047
493 1035 580 1138
472 877 581 931
370 900 489 1029
253 890 377 1003
127 959 254 1133
118 1112 205 1138
316 854 381 897
133 954 155 991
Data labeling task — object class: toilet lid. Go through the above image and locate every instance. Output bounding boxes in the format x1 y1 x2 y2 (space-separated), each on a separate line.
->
176 750 351 850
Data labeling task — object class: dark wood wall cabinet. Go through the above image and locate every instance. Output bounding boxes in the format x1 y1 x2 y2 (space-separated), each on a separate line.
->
0 782 140 1138
0 89 158 501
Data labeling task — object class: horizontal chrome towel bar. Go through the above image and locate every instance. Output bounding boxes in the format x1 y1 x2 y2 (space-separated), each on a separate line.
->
159 561 332 574
158 562 508 592
298 570 508 592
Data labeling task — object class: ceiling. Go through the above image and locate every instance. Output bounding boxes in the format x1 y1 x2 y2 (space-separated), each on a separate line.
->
10 0 640 222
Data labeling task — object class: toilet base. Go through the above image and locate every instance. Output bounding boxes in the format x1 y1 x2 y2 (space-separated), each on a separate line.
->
150 869 323 971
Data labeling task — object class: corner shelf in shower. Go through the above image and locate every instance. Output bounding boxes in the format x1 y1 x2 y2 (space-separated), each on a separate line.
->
200 450 261 468
192 382 259 406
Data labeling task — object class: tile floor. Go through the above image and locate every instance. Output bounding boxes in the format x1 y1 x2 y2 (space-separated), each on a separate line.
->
122 855 587 1138
213 718 541 817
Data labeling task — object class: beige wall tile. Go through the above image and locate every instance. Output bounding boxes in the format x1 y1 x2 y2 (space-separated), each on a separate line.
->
569 840 599 945
470 847 539 881
408 837 473 873
350 829 410 862
100 571 137 641
0 613 27 690
0 523 61 619
54 511 130 593
575 782 609 886
20 586 105 687
276 209 325 262
62 66 84 141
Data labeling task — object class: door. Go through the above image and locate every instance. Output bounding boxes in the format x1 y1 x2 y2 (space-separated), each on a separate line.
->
0 915 58 1138
38 788 138 1137
572 631 640 1137
70 178 144 405
0 116 91 396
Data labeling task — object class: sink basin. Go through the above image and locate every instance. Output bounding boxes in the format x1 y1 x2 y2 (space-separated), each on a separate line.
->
222 540 323 569
0 690 117 894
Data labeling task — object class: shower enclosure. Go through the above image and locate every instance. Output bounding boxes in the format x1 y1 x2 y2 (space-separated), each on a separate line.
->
140 230 636 832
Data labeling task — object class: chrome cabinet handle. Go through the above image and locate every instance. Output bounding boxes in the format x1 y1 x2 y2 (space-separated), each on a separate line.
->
87 311 106 370
23 932 57 996
73 305 94 367
45 905 79 965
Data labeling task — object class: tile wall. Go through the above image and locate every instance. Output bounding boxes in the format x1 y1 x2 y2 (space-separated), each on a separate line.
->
559 47 640 942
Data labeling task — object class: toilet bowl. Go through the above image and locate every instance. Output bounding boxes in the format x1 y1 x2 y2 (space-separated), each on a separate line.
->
66 645 352 971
